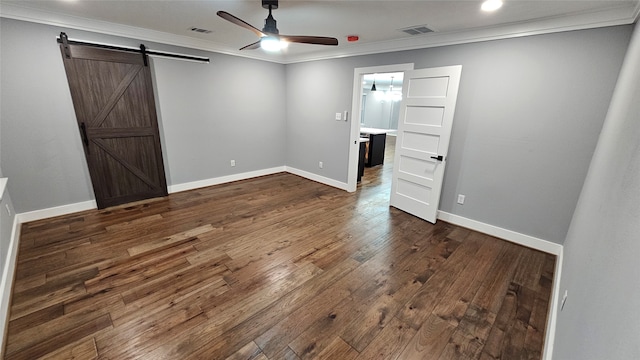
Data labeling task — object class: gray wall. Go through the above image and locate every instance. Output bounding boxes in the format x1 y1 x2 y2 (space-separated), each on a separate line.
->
0 18 286 213
0 36 8 268
1 19 95 213
286 25 632 243
285 60 355 181
553 23 640 359
0 17 633 245
151 46 285 186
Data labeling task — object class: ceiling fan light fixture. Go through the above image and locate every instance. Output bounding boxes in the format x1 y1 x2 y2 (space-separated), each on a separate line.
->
481 0 503 12
261 36 287 51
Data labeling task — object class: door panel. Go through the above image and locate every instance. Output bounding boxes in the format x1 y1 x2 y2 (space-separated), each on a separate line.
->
61 44 167 209
404 106 444 126
390 66 462 223
406 76 450 97
397 155 436 181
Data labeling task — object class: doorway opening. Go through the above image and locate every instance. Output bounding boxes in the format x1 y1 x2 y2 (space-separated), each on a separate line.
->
347 63 414 193
361 72 404 134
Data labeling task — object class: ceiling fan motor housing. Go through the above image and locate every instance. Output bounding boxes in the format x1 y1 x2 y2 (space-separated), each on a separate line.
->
262 0 279 34
262 0 278 10
263 13 279 34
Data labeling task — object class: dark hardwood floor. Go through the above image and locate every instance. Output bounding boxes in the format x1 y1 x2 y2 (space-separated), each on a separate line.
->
4 136 555 359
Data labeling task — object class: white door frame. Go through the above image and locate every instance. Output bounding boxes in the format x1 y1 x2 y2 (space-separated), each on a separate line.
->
347 63 414 192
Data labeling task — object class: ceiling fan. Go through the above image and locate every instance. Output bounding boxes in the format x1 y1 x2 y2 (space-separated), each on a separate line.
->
217 0 339 51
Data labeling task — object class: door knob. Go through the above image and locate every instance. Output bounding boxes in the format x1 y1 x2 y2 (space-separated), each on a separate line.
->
430 155 444 161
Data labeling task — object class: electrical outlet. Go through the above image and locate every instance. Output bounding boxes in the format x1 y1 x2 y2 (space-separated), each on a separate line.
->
561 290 568 311
457 194 465 205
5 204 10 216
319 161 323 169
230 160 236 167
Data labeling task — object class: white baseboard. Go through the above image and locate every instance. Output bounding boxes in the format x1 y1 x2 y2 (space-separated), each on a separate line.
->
167 166 286 194
437 211 563 255
14 167 290 223
0 216 21 357
543 247 563 360
285 166 350 191
17 200 97 224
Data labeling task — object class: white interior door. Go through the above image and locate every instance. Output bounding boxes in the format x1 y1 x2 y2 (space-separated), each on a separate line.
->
390 65 462 223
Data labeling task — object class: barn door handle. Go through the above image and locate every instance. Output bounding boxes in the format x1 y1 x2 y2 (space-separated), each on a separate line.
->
430 155 444 161
79 122 89 147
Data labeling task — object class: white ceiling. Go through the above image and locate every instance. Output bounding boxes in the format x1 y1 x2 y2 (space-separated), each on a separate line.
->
1 0 639 63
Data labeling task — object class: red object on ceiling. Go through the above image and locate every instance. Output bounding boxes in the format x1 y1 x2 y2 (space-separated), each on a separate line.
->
347 35 359 42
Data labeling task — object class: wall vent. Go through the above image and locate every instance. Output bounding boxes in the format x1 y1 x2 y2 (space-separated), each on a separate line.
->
190 27 212 34
399 25 434 36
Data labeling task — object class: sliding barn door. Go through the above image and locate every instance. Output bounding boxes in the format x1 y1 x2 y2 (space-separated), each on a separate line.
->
60 44 168 209
390 65 462 223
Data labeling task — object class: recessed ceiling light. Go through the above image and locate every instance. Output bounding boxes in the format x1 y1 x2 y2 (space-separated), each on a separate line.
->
481 0 503 12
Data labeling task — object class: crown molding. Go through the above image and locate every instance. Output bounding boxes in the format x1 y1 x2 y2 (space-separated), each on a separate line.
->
283 4 639 63
1 1 638 65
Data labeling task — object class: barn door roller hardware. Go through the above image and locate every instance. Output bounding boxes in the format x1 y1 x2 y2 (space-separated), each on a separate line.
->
56 32 210 64
61 32 71 59
140 44 148 66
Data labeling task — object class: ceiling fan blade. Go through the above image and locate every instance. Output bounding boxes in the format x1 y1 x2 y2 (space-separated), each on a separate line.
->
217 11 266 38
239 41 262 51
280 35 338 46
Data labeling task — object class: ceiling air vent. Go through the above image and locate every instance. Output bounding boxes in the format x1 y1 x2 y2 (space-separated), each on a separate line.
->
399 25 434 36
190 27 212 34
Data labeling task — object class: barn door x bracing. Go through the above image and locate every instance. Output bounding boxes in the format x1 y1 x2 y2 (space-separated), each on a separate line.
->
60 43 168 209
390 65 462 223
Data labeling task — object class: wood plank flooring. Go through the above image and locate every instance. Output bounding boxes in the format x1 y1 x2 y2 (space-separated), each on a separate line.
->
3 137 555 359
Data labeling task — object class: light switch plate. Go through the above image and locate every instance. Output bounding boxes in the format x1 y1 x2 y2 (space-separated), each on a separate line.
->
335 113 342 121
